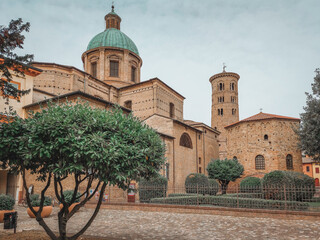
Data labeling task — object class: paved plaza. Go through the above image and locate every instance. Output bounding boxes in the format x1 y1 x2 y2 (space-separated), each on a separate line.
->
0 206 319 239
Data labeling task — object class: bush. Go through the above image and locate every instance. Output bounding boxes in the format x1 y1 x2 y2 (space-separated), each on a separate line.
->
240 177 261 193
226 193 264 199
150 195 308 211
29 194 52 207
139 175 168 203
207 179 219 195
0 194 15 210
262 171 315 201
185 173 209 194
62 190 81 204
168 193 197 197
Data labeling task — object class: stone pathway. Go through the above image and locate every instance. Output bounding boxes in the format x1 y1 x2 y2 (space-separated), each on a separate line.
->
0 206 319 239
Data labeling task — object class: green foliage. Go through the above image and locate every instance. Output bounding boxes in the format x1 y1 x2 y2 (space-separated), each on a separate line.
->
150 195 308 211
29 194 52 207
240 177 262 193
0 102 166 189
0 18 34 101
138 175 168 203
297 70 320 161
168 193 197 198
0 194 15 210
262 170 315 201
207 179 219 196
207 159 244 194
62 190 81 204
185 173 209 194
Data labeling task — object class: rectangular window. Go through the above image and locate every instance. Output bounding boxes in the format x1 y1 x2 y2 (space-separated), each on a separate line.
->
110 61 119 77
199 167 202 173
91 62 97 78
199 157 201 164
2 80 21 100
169 103 175 118
306 166 310 172
316 168 319 174
131 66 136 82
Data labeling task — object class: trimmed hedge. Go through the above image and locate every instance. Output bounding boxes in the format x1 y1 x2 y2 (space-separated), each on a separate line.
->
168 193 197 198
240 177 261 193
0 194 15 210
262 171 315 201
63 190 81 204
150 195 309 211
139 175 168 203
207 179 219 196
226 193 264 199
30 194 52 207
185 173 209 194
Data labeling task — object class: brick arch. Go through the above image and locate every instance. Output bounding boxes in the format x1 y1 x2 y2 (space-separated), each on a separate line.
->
179 133 193 149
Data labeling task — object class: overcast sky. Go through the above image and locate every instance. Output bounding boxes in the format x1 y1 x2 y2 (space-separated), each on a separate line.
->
1 0 319 125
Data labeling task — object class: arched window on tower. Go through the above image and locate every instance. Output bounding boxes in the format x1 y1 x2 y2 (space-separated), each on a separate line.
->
124 100 132 110
264 134 268 140
131 66 136 82
169 102 175 118
230 82 235 91
218 109 220 115
221 108 223 116
180 133 193 149
286 154 293 170
255 155 265 170
219 83 224 91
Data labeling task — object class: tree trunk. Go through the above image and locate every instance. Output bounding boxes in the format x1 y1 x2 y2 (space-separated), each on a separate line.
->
221 181 229 195
58 215 68 240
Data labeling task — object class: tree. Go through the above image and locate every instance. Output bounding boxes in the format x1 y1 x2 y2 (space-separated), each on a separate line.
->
0 102 166 240
206 159 244 194
297 69 320 161
0 18 34 101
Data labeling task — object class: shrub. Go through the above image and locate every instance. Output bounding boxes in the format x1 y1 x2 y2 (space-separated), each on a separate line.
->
29 194 52 207
139 175 168 203
262 171 315 201
168 193 197 197
62 190 81 204
185 173 209 194
207 179 219 195
226 193 264 199
150 195 309 211
0 194 15 210
240 177 261 193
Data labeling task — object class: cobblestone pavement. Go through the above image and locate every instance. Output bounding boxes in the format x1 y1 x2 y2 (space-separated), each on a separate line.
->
0 206 320 239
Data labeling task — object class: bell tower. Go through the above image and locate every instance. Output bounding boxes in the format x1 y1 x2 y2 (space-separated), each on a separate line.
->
209 65 240 159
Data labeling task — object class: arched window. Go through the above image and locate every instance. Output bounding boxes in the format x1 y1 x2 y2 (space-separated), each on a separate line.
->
286 154 293 170
233 156 237 160
169 102 175 118
131 66 136 82
221 108 223 116
264 134 268 140
124 100 132 110
218 109 220 115
255 155 265 170
219 83 224 91
230 82 235 91
180 133 193 149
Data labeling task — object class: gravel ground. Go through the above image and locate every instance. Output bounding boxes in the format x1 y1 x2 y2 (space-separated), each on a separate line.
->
0 206 319 239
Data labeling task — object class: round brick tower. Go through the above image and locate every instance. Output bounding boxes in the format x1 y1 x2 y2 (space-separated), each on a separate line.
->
209 69 240 159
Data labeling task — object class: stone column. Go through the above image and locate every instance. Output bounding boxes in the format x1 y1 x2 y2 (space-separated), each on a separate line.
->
99 50 105 80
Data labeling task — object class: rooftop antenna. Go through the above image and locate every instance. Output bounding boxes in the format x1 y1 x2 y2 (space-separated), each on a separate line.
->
223 63 226 72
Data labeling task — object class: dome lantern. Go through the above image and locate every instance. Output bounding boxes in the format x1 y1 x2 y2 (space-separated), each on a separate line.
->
104 4 121 30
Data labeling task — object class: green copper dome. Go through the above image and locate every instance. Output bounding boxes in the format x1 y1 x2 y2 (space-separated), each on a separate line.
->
87 28 139 56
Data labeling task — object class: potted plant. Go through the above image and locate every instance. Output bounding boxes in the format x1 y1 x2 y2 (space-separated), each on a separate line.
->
59 190 81 212
0 194 15 223
27 194 52 218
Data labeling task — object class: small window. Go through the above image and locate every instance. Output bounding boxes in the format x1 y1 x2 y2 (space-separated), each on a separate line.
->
131 66 136 82
221 108 223 116
218 109 221 115
255 155 265 170
219 83 224 91
124 100 132 110
91 62 97 78
3 81 20 99
169 103 175 118
233 156 237 160
180 133 193 149
199 167 202 173
199 157 201 164
230 82 235 91
286 154 293 170
264 134 268 140
198 135 201 140
232 109 236 115
316 168 319 174
165 163 169 180
306 166 310 172
110 61 119 77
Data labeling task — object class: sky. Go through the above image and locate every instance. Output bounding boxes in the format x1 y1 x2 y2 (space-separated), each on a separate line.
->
1 0 319 126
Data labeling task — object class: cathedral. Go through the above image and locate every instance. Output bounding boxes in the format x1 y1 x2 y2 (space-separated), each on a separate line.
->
0 6 302 201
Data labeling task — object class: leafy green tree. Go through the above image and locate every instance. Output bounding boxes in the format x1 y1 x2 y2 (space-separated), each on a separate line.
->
207 159 244 194
297 69 320 161
0 18 34 102
0 102 166 240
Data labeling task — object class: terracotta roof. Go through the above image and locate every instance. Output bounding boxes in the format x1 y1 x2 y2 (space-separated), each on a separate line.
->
302 157 315 164
225 112 300 128
184 120 220 134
